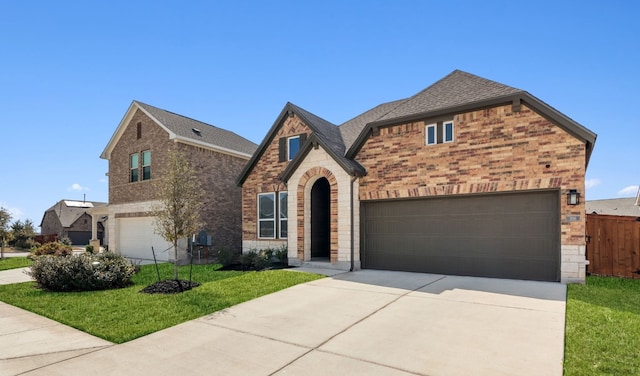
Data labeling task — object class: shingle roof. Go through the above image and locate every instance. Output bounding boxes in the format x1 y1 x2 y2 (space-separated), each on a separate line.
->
135 101 258 156
41 200 107 228
240 69 596 184
378 70 523 122
339 99 406 151
586 198 640 217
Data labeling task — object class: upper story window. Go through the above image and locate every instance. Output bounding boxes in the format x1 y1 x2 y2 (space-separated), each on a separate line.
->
278 133 307 162
426 120 454 145
130 153 139 182
142 150 151 180
287 136 300 160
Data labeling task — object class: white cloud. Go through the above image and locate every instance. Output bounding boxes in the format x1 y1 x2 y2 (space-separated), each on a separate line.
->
68 183 89 192
0 201 24 222
617 185 639 196
585 178 601 189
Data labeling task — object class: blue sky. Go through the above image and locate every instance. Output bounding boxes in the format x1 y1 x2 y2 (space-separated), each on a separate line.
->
0 1 638 226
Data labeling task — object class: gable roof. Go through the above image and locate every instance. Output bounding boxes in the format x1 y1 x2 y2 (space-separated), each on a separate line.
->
346 70 597 159
586 198 640 217
101 101 257 160
239 70 597 186
40 200 107 228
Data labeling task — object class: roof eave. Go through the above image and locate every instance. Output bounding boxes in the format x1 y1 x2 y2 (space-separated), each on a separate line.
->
279 134 365 182
172 137 252 159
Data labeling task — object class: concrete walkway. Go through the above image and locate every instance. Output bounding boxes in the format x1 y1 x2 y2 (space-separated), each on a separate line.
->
0 268 566 376
0 267 32 285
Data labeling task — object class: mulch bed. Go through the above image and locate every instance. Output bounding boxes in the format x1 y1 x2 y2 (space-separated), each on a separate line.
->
218 263 292 271
140 279 201 294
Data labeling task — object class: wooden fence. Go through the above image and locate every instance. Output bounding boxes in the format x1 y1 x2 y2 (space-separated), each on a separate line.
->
586 213 640 279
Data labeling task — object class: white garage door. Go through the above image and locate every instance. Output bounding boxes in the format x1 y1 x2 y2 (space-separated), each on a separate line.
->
117 217 172 262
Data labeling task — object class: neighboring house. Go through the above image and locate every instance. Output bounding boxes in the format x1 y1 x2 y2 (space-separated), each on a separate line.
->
586 197 640 217
238 70 597 283
40 200 107 245
100 101 257 263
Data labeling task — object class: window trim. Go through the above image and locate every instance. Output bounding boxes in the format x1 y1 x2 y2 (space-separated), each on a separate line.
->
426 124 437 145
444 121 454 143
258 192 276 239
130 153 139 182
278 192 288 239
425 120 454 146
141 150 151 180
287 136 300 161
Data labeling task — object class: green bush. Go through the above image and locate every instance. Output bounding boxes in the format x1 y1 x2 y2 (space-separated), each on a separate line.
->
28 252 137 292
217 247 237 267
85 244 94 254
59 237 72 246
30 241 72 258
274 245 288 264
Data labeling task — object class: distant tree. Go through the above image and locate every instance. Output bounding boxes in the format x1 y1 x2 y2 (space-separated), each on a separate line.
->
0 207 12 259
153 148 205 280
10 219 36 249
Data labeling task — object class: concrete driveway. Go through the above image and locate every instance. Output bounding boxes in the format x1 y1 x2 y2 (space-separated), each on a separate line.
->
1 269 566 376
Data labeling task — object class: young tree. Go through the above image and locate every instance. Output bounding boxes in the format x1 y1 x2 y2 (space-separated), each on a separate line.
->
153 148 205 280
0 207 12 259
10 219 36 249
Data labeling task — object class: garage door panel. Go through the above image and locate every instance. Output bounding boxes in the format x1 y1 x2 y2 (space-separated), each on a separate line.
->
362 191 560 282
117 218 171 262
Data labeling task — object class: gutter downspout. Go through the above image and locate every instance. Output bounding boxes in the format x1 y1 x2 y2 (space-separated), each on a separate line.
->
350 176 357 272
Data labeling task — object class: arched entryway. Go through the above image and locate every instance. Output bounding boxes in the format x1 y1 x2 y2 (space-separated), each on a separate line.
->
311 177 330 259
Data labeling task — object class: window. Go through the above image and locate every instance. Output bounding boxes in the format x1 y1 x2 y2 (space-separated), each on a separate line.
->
426 124 436 145
288 136 300 160
444 121 454 143
279 192 288 238
425 121 454 145
258 192 288 239
136 122 142 139
142 150 151 180
130 153 139 182
258 193 276 238
278 133 307 162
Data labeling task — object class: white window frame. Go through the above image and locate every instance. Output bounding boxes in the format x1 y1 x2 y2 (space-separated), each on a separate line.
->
278 192 288 239
444 121 454 143
130 153 139 182
258 192 276 239
426 124 437 145
142 150 151 180
287 136 300 161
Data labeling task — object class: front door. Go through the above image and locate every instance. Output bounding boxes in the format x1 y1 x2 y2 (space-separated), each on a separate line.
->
311 178 330 258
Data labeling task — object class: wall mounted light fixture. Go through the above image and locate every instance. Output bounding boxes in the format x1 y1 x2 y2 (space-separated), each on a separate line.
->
567 189 580 205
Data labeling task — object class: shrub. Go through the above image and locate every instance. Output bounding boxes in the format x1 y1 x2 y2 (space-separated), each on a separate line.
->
30 241 72 259
59 237 72 246
217 247 237 267
239 250 258 270
27 252 137 292
85 244 94 254
253 249 271 270
275 245 288 264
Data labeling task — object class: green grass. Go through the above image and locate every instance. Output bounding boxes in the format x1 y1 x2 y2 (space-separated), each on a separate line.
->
564 276 640 375
0 263 322 343
0 256 32 271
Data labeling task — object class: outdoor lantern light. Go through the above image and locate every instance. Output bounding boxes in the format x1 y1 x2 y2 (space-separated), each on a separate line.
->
567 189 580 205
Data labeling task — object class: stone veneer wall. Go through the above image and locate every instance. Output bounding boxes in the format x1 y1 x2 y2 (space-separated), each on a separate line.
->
356 103 587 283
241 113 309 252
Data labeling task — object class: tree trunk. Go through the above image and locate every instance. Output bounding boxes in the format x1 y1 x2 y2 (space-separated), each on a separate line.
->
173 241 179 280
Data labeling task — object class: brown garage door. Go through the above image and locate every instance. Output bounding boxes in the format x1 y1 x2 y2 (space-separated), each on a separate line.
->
361 190 560 281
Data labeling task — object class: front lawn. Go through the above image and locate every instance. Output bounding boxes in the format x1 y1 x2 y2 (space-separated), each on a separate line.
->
564 276 640 375
0 256 32 271
0 262 322 343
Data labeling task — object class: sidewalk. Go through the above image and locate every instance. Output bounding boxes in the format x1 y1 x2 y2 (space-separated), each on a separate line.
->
0 268 32 285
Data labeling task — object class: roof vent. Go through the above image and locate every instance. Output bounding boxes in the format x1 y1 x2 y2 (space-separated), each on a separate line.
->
192 128 201 135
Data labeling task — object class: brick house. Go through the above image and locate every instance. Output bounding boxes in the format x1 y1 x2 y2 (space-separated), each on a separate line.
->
40 200 107 245
100 101 257 263
238 70 597 283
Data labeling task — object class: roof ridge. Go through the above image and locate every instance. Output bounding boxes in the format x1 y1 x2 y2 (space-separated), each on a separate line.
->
134 100 221 130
